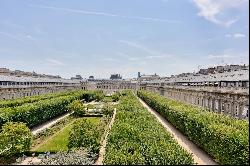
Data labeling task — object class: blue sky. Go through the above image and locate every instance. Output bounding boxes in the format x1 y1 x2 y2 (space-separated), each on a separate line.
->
0 0 249 79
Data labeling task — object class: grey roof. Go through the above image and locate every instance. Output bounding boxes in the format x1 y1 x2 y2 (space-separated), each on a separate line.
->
0 75 80 84
144 69 249 84
167 69 249 83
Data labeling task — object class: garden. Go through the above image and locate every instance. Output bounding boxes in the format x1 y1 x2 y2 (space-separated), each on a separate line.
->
0 89 248 165
0 90 116 165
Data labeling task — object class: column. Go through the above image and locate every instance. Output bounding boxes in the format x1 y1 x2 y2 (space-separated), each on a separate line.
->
217 99 222 113
190 95 193 104
211 98 215 112
203 97 206 107
207 98 211 110
226 102 231 116
205 97 208 108
238 104 244 119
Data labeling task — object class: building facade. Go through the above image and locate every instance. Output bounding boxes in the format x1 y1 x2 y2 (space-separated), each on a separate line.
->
0 75 82 100
0 68 249 120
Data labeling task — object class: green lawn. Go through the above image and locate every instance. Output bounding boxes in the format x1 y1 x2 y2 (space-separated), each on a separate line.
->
85 117 101 124
34 117 101 153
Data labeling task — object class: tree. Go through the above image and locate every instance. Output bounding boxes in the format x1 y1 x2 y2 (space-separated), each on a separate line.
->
0 122 32 157
102 103 114 117
67 100 86 117
68 119 100 153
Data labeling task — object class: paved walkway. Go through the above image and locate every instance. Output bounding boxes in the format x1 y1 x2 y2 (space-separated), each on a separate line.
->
94 109 117 165
138 97 218 165
14 157 41 165
31 112 71 135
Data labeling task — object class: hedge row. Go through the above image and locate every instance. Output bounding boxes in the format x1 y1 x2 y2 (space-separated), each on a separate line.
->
0 90 77 108
138 90 249 165
104 91 194 165
0 90 103 128
68 118 105 154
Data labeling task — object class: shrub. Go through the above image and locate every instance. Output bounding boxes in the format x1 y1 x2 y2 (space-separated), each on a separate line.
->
111 92 121 102
138 90 249 165
102 97 113 103
67 100 86 117
104 91 194 165
86 104 95 110
102 104 114 117
68 119 101 154
92 91 105 102
0 122 32 157
0 95 76 128
0 90 105 128
0 90 76 108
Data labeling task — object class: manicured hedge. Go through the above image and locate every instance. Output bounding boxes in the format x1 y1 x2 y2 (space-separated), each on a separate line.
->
138 90 249 165
68 118 103 154
0 90 77 108
0 90 104 128
68 100 86 117
104 91 194 165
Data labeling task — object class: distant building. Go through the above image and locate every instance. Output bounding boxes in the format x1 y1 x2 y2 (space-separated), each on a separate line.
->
138 73 160 81
0 68 11 76
176 72 194 77
110 74 122 80
71 75 83 80
0 68 62 79
89 76 94 80
198 64 248 75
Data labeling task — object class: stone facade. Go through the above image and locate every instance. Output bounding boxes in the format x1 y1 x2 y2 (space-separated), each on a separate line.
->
0 74 248 120
140 83 249 120
0 75 82 100
83 80 138 94
0 85 80 100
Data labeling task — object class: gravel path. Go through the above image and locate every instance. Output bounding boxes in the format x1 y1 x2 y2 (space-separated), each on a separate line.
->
138 97 218 165
31 112 71 135
15 157 41 165
94 109 117 165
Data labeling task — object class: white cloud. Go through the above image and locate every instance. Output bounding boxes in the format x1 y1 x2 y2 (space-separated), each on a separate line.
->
0 31 23 41
128 57 140 61
207 54 236 59
225 34 232 37
192 0 248 27
29 4 181 23
225 33 246 38
102 58 116 62
0 31 36 42
1 21 25 30
233 33 247 38
145 55 167 59
206 50 248 60
46 59 65 66
119 40 172 59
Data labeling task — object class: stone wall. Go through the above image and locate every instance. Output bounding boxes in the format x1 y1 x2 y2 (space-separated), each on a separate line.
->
142 84 249 120
0 85 82 100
